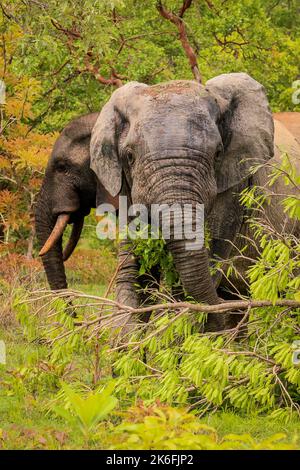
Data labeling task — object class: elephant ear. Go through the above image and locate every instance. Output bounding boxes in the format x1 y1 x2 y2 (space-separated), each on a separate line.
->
206 72 274 194
90 82 147 198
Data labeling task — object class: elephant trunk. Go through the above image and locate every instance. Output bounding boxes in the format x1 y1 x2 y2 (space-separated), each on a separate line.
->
139 155 224 330
167 238 218 305
62 217 84 261
35 189 67 290
166 213 224 331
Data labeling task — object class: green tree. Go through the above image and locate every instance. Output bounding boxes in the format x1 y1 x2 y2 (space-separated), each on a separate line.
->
0 0 298 134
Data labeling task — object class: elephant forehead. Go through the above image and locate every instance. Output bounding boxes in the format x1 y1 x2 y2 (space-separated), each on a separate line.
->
51 135 88 165
138 99 219 138
139 84 218 122
141 80 205 98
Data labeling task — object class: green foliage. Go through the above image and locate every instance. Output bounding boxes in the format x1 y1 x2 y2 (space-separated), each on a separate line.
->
1 0 299 136
90 157 296 419
110 157 300 415
111 404 298 450
52 382 118 439
130 225 180 288
240 155 300 303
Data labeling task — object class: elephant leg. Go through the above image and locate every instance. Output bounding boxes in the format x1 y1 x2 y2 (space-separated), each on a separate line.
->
111 239 141 337
109 245 162 345
115 240 140 308
138 264 161 322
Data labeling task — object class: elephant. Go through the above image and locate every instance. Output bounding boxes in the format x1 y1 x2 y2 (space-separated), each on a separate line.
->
217 112 300 302
274 112 300 141
218 111 300 330
90 73 276 331
35 112 118 290
257 111 300 241
35 100 299 335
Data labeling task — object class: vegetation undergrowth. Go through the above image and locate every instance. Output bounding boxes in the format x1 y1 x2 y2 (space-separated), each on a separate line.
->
1 324 299 449
1 157 299 449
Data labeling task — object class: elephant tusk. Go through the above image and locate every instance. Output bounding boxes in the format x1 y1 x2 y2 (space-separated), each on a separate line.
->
39 213 70 257
62 217 84 262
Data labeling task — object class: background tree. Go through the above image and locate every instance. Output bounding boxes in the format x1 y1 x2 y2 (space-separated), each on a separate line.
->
1 0 299 133
0 0 299 255
0 23 56 256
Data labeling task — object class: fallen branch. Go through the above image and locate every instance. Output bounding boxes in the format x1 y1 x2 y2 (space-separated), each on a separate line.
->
23 289 300 316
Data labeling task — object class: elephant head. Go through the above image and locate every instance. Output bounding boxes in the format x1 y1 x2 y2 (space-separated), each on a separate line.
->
90 73 274 308
35 112 118 290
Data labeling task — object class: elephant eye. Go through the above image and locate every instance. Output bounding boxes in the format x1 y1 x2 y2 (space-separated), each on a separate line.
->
56 161 67 173
214 146 223 171
126 149 135 167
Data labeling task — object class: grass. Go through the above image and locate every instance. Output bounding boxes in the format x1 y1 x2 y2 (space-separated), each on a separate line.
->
0 324 95 449
205 412 300 441
74 283 108 296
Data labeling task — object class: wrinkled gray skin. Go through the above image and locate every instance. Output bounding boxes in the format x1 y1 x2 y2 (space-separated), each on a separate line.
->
90 73 275 332
222 113 300 298
35 113 101 290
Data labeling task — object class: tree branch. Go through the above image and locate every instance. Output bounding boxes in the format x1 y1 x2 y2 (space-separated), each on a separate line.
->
24 290 300 316
156 0 201 83
179 0 193 18
50 18 123 88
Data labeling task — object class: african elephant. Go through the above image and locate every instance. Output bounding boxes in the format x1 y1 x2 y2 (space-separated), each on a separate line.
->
90 73 275 331
216 112 300 302
35 112 118 290
258 111 300 241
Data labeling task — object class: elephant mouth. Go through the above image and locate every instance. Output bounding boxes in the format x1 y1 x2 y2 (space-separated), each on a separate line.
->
39 212 84 261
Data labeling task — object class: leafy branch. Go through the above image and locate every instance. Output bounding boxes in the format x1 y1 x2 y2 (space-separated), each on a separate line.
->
156 0 201 83
50 18 124 88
